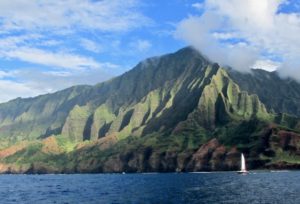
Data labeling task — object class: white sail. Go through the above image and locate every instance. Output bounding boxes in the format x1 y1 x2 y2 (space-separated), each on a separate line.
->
241 153 246 172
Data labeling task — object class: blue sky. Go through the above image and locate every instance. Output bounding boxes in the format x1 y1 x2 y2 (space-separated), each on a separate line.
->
0 0 300 102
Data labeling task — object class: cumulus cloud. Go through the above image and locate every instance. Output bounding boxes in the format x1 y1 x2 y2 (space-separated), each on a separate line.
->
176 0 300 80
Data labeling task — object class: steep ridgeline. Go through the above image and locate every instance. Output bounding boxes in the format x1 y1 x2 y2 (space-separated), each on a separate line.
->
0 47 300 173
177 68 270 131
0 47 214 145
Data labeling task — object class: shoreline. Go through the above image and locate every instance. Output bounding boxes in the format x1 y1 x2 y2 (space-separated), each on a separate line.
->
0 169 298 175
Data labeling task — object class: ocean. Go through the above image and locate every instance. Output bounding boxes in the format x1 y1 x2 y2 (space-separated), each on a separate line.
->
0 171 299 203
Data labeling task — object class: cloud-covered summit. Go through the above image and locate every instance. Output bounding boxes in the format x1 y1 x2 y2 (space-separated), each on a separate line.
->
176 0 300 80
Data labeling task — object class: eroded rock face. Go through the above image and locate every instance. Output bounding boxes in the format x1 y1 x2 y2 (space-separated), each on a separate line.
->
277 130 300 154
88 138 241 173
95 130 300 173
224 147 240 170
186 139 220 171
185 139 240 172
1 127 300 174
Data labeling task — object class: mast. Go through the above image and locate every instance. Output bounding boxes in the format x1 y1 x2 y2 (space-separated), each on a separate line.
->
241 153 246 172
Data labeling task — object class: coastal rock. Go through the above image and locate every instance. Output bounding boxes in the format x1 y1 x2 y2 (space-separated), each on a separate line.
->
187 139 219 171
224 147 240 170
266 161 300 169
277 130 300 153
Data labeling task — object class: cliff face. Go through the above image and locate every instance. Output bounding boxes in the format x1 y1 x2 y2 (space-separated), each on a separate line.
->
0 46 300 173
228 69 300 117
1 123 300 173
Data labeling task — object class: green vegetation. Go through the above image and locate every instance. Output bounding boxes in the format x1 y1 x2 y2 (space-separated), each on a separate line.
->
272 150 300 164
55 135 77 152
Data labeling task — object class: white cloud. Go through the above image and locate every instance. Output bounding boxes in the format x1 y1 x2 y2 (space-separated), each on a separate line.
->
80 38 102 53
0 0 151 33
39 40 62 47
212 32 237 40
0 0 154 103
18 68 116 93
0 34 42 49
0 0 150 70
192 3 204 10
0 64 122 103
176 14 258 72
0 70 14 79
176 0 300 80
0 80 44 103
0 34 106 70
253 60 279 72
4 47 101 70
135 40 152 52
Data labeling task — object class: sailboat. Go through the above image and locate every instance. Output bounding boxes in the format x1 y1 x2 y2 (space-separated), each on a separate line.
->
237 153 248 174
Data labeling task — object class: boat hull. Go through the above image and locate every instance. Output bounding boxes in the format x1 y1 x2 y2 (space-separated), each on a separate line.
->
237 171 248 175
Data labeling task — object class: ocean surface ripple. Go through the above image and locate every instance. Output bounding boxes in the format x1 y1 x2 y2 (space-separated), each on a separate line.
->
0 171 299 204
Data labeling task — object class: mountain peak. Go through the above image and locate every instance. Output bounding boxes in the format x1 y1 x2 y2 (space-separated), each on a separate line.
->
173 46 207 60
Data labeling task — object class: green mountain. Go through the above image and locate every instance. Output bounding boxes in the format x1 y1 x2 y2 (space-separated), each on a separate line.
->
0 47 300 173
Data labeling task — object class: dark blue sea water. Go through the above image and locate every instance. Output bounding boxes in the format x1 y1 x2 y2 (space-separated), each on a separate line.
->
0 171 299 204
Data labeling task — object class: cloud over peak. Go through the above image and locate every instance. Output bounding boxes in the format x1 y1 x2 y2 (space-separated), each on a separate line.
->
176 0 300 80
